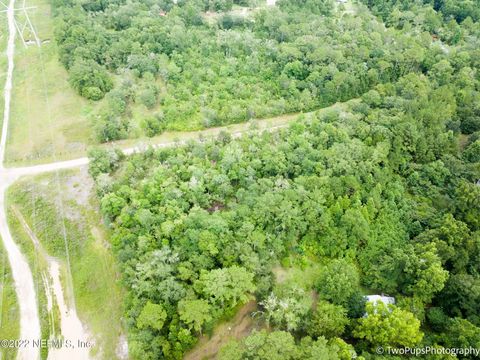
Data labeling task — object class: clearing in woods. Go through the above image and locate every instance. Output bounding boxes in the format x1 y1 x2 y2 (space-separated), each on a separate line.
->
5 0 95 166
184 301 260 360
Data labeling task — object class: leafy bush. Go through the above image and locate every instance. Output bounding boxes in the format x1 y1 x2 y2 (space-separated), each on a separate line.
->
69 60 113 100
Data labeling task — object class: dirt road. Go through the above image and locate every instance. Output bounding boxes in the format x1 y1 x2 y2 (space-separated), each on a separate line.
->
0 1 42 359
11 207 92 360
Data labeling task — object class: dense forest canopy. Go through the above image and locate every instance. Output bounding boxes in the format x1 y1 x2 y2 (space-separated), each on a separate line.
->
51 0 472 141
362 0 480 23
91 73 479 359
83 0 480 359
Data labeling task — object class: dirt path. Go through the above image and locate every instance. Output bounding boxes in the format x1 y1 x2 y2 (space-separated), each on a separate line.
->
0 118 293 184
184 301 259 360
0 0 42 359
3 100 353 182
46 260 92 360
12 206 92 360
0 188 40 360
0 0 15 167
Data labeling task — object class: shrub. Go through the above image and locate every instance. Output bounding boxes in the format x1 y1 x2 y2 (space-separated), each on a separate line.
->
69 60 113 100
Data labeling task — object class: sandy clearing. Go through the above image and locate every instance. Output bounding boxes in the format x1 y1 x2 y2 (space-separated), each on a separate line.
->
47 259 93 360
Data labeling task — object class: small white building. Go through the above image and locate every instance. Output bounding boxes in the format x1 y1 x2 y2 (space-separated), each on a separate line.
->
364 295 395 306
363 295 395 316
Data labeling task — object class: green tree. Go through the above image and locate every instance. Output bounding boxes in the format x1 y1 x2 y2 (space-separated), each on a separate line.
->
443 318 480 349
88 147 124 179
353 302 424 348
219 330 300 360
317 259 360 306
136 301 167 331
306 300 349 339
404 243 448 303
69 60 113 100
100 193 127 220
455 181 480 230
438 274 480 323
463 140 480 163
219 331 356 360
260 288 312 332
178 299 212 334
196 266 255 308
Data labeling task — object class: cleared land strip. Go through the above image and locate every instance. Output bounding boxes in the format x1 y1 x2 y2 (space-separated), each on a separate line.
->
0 0 42 359
4 99 353 184
11 206 92 360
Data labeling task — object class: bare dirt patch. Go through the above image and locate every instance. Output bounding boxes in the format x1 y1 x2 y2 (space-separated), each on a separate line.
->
63 166 94 209
184 300 259 360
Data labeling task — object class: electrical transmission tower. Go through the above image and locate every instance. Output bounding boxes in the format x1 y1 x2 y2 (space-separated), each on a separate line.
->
0 0 40 47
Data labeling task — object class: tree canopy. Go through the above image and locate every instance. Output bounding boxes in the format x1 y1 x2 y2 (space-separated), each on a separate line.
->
86 0 480 358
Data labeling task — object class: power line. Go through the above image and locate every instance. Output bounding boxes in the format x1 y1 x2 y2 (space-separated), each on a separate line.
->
32 6 76 312
0 0 39 47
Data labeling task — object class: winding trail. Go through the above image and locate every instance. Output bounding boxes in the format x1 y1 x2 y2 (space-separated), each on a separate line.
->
0 0 42 359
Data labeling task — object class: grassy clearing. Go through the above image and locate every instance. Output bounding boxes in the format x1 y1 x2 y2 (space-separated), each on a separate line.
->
7 168 126 359
4 0 97 166
184 256 325 359
273 256 325 290
0 13 7 137
184 300 260 360
110 99 355 152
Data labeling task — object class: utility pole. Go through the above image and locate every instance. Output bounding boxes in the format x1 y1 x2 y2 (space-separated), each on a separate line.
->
0 0 40 47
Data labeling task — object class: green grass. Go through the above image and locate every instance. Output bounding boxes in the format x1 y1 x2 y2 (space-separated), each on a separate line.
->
274 255 325 290
109 99 356 153
0 12 8 147
0 243 20 360
0 14 19 360
4 0 97 166
7 169 126 359
5 202 52 360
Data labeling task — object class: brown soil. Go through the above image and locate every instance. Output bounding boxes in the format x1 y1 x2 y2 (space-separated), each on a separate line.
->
184 300 259 360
